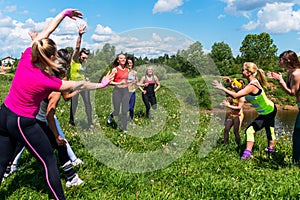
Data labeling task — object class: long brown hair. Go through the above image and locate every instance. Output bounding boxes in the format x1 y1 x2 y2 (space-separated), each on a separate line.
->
279 50 300 69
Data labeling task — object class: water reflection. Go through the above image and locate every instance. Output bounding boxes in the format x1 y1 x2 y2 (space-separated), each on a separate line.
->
215 109 298 137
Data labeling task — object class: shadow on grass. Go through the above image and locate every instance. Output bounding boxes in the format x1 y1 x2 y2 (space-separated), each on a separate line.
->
254 151 291 170
0 160 54 199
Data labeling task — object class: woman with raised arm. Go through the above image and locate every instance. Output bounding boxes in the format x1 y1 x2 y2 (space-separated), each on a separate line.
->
0 9 112 200
213 62 277 160
268 50 300 163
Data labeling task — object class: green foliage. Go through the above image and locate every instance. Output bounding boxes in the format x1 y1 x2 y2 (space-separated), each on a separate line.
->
136 64 167 81
239 32 278 71
0 75 299 200
1 34 300 199
84 43 116 82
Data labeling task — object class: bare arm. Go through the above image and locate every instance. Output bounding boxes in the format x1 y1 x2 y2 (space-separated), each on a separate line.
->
268 71 300 96
138 76 146 93
29 9 82 47
46 91 66 146
221 97 245 110
154 75 161 92
72 24 86 62
59 71 114 92
213 80 255 99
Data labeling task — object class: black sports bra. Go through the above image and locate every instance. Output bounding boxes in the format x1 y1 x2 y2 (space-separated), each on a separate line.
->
249 83 262 96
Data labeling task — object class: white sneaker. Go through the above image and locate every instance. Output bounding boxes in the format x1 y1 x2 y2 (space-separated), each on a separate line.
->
66 174 83 188
3 165 18 178
107 113 113 124
71 158 83 166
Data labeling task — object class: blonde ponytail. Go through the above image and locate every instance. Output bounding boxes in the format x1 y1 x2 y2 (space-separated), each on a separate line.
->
256 68 268 89
31 38 59 73
243 62 268 88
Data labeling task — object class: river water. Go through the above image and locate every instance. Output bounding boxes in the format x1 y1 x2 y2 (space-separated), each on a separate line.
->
214 109 298 137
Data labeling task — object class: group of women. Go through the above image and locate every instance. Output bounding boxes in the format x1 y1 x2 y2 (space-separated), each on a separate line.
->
2 6 300 200
0 9 113 200
107 53 161 133
0 8 161 199
213 51 300 162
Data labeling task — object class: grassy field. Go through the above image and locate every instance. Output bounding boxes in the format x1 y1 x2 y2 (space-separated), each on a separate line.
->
0 74 299 200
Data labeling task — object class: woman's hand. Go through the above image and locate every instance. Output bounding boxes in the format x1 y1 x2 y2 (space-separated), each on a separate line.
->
267 72 282 81
56 135 67 146
61 9 83 20
28 27 38 41
78 24 86 36
220 100 229 107
104 71 114 82
212 80 225 90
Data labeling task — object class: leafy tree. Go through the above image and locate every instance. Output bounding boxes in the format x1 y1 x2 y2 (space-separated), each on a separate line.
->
210 41 233 62
209 41 236 75
178 41 212 77
239 32 278 71
85 43 116 82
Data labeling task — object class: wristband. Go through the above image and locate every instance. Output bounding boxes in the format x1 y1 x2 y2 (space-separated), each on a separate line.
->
61 9 75 18
98 77 110 89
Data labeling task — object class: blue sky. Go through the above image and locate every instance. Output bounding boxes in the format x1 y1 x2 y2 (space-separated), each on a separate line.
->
1 0 300 59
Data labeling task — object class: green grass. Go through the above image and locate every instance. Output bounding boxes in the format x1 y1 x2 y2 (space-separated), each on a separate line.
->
0 75 299 200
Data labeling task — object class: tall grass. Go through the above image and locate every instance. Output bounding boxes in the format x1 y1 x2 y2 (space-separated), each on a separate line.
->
0 75 298 200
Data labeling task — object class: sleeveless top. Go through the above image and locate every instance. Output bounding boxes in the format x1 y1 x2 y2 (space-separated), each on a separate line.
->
114 66 128 83
70 60 85 81
128 71 136 92
144 76 156 95
245 80 274 115
36 98 49 123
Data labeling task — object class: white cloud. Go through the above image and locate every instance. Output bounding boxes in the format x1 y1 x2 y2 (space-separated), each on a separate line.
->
89 27 193 59
0 11 192 59
152 0 183 14
4 5 16 12
241 2 300 33
222 1 300 34
221 0 292 13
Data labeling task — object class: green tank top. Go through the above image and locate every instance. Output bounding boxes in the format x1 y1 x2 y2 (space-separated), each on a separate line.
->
69 61 85 81
245 80 274 115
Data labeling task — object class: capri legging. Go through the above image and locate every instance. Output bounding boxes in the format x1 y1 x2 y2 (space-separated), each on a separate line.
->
0 104 65 200
245 106 277 142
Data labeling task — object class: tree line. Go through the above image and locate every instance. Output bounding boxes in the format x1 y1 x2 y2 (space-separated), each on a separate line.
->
8 32 283 80
82 32 282 81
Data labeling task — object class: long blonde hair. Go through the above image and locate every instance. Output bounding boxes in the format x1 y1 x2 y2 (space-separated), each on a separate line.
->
243 62 268 88
31 38 59 73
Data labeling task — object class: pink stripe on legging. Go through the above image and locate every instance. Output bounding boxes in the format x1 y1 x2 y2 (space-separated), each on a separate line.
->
17 117 59 200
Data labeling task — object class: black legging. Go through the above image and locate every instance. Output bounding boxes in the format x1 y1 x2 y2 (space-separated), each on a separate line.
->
293 109 300 163
0 104 65 200
142 93 157 117
70 90 92 127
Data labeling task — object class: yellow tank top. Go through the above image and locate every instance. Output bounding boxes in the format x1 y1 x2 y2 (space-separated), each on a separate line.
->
70 61 85 81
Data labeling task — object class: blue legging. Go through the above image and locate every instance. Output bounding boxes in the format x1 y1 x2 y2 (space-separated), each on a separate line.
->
128 92 136 119
0 104 65 200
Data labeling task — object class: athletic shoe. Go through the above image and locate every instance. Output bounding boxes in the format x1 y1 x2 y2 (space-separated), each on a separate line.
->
3 166 11 178
66 174 84 188
265 147 274 153
71 158 83 166
107 113 113 124
3 165 18 178
241 150 252 160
